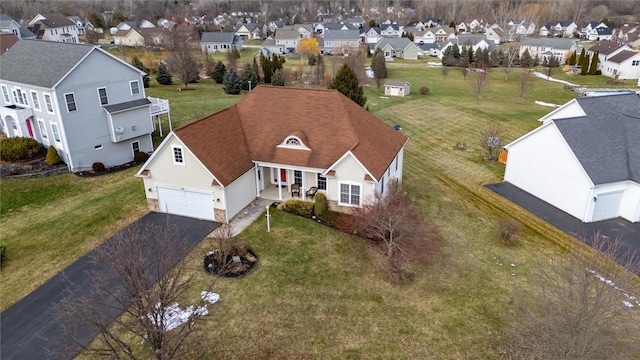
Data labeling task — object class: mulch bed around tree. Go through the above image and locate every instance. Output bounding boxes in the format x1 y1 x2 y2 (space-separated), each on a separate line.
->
74 161 140 177
204 247 259 278
0 151 66 178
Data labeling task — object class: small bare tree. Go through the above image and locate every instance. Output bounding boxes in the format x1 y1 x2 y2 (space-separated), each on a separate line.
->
354 179 438 272
167 33 199 89
55 222 215 360
481 123 503 161
504 233 640 360
441 65 450 79
518 69 533 99
469 70 488 102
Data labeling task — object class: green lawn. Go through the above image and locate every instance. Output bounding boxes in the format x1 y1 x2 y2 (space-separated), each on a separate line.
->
2 57 639 356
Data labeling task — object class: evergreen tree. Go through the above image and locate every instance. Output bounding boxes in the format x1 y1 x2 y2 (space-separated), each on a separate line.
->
213 61 226 84
240 63 258 90
329 64 366 107
568 50 577 66
308 53 317 66
589 51 599 75
223 69 242 94
521 49 533 68
131 56 150 88
449 20 456 28
581 53 589 75
204 49 214 78
467 47 474 64
578 48 586 67
260 53 273 83
252 57 261 83
155 62 173 85
450 44 461 59
271 69 284 86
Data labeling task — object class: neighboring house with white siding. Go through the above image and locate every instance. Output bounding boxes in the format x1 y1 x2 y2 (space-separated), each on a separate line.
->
0 40 157 172
136 87 408 223
519 37 577 64
200 32 242 53
504 93 640 223
28 13 79 43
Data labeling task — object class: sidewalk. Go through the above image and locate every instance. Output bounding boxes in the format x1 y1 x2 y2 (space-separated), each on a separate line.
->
224 199 274 237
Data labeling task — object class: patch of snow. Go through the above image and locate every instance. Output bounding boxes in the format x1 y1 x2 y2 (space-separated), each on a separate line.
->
379 96 389 99
427 62 442 67
587 269 640 308
535 100 561 108
202 291 220 304
532 71 579 86
146 291 220 331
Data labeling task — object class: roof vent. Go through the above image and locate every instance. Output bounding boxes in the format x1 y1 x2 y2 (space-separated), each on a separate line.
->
115 127 124 134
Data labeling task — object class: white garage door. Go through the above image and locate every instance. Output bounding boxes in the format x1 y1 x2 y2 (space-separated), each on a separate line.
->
390 87 399 96
157 187 214 221
592 191 623 221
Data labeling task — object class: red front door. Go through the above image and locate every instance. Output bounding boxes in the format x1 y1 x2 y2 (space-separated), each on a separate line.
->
26 118 34 138
280 169 287 182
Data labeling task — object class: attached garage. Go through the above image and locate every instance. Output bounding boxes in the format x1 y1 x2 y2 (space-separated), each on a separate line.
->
157 186 214 221
592 191 623 222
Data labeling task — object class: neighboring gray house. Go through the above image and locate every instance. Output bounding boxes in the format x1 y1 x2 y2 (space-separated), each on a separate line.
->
0 14 37 39
375 38 419 59
259 36 281 55
322 29 361 55
0 40 156 172
200 32 242 53
274 30 300 54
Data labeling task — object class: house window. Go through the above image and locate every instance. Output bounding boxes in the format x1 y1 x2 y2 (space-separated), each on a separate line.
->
44 94 54 114
381 177 385 194
395 156 398 171
13 88 28 106
11 118 17 130
95 145 103 150
31 91 40 111
633 60 640 66
37 119 47 139
172 145 184 165
339 182 361 206
130 81 140 95
286 137 301 146
317 174 327 190
98 88 108 105
294 170 302 186
1 85 10 103
131 141 140 156
65 93 77 112
51 123 61 142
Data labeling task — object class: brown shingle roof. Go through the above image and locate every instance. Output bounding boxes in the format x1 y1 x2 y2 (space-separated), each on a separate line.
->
173 86 407 185
588 40 623 55
608 50 639 63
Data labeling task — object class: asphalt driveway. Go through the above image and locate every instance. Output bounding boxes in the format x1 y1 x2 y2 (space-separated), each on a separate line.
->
1 212 216 360
487 182 640 266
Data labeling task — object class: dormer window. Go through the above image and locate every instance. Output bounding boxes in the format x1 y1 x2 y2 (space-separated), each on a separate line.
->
277 135 311 151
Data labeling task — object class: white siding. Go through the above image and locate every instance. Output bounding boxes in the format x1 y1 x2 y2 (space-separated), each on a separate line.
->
225 167 258 221
589 181 640 223
329 153 375 205
504 123 593 220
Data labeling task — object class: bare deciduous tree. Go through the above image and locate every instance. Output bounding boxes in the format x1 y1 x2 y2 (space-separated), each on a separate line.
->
354 179 438 272
481 123 503 161
167 33 199 89
518 69 533 99
55 222 215 360
469 70 488 102
504 233 640 360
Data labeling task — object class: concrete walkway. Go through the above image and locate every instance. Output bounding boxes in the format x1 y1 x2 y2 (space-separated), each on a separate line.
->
0 212 215 360
219 199 273 237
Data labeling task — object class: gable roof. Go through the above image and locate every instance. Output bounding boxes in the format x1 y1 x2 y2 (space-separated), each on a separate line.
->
596 27 613 35
608 50 639 64
0 33 19 54
0 39 94 87
385 80 410 86
376 37 413 50
171 87 407 185
522 37 575 49
324 29 360 40
201 31 235 43
553 93 640 185
456 34 487 46
35 13 76 28
0 40 143 89
588 40 623 55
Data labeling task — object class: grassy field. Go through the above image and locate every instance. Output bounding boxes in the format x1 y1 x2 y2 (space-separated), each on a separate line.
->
2 59 639 356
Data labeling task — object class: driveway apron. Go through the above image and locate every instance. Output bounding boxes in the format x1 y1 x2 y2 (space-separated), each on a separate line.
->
1 212 216 360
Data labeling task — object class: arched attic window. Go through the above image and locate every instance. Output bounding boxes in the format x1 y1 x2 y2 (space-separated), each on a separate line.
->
277 135 311 151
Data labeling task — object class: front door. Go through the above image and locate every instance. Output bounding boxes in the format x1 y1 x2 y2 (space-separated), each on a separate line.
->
280 169 287 182
26 118 34 138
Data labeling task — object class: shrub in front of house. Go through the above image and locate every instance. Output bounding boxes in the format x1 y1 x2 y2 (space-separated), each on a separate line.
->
419 86 430 95
0 137 41 161
281 199 314 218
45 145 61 166
314 193 328 217
134 151 149 163
92 162 105 172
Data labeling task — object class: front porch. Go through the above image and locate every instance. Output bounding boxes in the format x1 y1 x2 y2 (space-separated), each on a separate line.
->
254 164 325 202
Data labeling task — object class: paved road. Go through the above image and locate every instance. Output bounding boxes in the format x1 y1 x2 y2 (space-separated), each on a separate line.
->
487 182 640 268
1 212 216 360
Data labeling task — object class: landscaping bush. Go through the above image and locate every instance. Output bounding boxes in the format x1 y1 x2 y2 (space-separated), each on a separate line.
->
45 145 61 166
92 162 105 172
419 86 430 95
497 218 521 245
134 151 149 163
314 193 328 217
0 137 40 161
281 199 314 218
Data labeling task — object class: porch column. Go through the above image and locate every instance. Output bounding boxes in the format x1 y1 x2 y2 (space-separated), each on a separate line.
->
301 170 306 200
277 167 282 200
255 166 260 196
